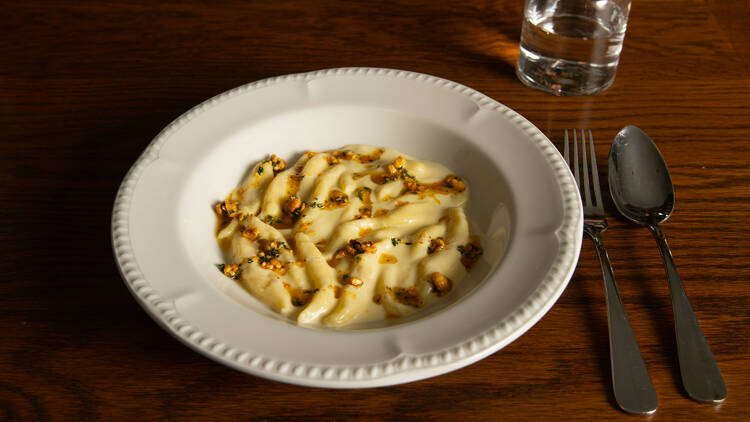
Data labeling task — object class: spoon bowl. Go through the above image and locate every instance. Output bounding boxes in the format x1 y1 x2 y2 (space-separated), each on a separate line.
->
608 125 674 225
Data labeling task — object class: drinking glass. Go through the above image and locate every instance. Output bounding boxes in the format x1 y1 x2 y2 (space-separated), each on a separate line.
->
516 0 632 96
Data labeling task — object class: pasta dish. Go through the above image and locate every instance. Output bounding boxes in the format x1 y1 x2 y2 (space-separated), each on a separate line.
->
214 145 482 327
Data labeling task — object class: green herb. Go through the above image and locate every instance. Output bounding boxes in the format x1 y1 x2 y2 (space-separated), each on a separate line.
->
215 263 225 272
355 255 362 263
391 238 400 246
457 245 466 255
307 200 326 209
247 258 254 263
228 267 241 279
400 169 415 180
257 166 264 175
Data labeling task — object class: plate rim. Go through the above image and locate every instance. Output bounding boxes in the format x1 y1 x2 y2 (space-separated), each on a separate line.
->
111 67 582 388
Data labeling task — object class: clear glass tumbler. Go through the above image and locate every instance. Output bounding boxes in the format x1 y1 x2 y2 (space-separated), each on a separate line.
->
516 0 632 96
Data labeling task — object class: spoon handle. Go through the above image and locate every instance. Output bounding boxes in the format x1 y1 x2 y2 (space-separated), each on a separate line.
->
648 224 727 402
587 229 658 414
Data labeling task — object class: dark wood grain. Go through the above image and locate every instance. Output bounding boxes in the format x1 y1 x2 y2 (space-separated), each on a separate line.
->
2 0 749 420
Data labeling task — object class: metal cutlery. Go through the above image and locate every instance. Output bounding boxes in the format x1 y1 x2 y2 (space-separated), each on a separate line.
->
564 129 658 415
608 125 727 402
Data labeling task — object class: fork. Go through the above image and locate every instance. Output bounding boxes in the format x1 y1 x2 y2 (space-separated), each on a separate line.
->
564 129 658 415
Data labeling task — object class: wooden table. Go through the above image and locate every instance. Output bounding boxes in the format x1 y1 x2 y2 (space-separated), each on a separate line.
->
2 0 748 419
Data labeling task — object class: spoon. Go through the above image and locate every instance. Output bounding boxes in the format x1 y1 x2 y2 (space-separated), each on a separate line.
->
608 125 727 403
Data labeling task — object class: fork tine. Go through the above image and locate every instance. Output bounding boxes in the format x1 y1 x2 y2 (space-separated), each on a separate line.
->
564 129 570 165
588 129 602 208
580 129 592 206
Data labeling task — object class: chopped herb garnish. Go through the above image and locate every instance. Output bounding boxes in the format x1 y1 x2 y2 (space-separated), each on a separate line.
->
391 238 400 246
400 169 415 180
257 166 264 175
457 245 466 255
247 258 254 263
306 201 326 209
357 190 364 201
262 215 283 225
355 255 362 263
216 263 241 279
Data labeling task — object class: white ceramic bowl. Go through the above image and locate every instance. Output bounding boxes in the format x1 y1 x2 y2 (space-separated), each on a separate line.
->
112 68 582 387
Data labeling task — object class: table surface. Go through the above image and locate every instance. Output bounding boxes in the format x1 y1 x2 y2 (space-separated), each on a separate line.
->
2 0 749 420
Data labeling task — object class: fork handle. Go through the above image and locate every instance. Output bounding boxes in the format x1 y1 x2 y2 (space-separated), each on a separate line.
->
586 228 658 414
648 224 727 402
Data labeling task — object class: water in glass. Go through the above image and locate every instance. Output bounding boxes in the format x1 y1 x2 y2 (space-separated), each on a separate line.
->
517 0 628 96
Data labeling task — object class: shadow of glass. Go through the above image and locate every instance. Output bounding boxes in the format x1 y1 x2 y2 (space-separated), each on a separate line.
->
367 0 525 81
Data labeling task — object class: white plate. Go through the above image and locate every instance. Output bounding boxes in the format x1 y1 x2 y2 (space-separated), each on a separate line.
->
112 68 582 388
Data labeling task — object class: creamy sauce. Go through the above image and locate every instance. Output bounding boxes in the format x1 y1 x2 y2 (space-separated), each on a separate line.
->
214 145 482 327
378 253 398 264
